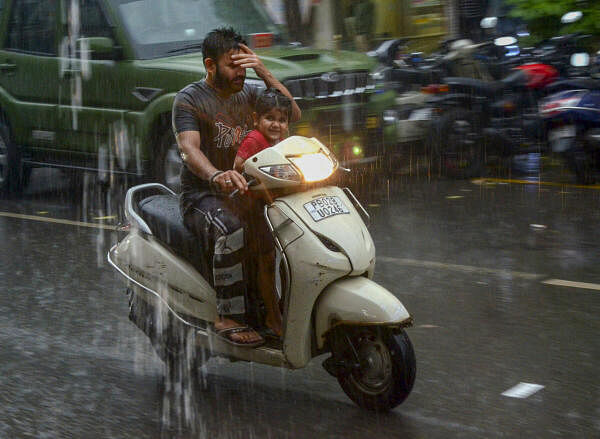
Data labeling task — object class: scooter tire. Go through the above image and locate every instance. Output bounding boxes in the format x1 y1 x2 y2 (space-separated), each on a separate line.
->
336 327 416 412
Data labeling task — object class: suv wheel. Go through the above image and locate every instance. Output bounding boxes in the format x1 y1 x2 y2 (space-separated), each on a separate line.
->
155 128 181 192
0 121 23 196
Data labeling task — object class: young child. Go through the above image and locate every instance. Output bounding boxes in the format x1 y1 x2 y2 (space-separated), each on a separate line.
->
233 88 292 339
234 88 291 172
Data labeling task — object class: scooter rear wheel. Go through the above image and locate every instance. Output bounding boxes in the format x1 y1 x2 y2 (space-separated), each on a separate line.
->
335 327 416 411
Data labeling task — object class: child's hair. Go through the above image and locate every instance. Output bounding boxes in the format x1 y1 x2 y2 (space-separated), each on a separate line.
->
255 88 292 119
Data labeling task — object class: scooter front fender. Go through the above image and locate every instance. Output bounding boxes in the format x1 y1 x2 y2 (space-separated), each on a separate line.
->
314 277 412 349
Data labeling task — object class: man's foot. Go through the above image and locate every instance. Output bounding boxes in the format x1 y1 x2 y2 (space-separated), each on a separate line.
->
213 317 264 346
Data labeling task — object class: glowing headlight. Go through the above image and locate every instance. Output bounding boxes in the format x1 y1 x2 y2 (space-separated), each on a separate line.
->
289 153 335 182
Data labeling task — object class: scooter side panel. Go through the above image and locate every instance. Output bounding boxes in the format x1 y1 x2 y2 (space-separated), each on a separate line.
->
314 276 411 349
278 186 376 276
271 200 353 368
111 233 217 322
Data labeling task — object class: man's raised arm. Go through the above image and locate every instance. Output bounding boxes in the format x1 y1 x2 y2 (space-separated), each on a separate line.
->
232 43 302 123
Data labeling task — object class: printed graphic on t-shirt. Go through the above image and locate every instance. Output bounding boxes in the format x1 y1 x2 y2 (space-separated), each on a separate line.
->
214 112 252 149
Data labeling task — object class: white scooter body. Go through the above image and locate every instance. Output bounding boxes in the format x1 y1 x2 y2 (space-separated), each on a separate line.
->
108 136 415 410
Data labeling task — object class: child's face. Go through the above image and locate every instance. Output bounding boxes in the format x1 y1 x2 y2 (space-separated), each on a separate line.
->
254 108 289 144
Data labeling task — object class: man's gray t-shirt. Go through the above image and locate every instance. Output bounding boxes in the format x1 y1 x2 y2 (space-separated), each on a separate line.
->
172 80 258 202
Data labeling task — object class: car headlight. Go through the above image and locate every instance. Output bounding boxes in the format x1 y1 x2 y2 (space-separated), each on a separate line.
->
289 152 335 182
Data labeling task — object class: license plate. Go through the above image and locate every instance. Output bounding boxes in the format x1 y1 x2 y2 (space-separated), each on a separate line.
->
304 196 350 222
549 125 575 141
408 108 433 121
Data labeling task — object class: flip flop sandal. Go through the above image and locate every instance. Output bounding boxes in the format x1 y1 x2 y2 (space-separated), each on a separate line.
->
212 325 265 348
261 327 282 340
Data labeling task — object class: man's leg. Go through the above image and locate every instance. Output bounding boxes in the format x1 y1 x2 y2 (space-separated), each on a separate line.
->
183 193 262 345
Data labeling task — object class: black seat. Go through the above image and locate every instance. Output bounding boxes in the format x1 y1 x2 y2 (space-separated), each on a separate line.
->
445 70 527 97
392 67 442 85
138 194 205 270
546 78 600 94
445 76 505 97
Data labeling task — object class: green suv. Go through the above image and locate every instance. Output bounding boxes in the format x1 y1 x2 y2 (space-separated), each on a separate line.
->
0 0 396 194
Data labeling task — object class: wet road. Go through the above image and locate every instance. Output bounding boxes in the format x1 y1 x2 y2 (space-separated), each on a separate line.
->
1 168 599 438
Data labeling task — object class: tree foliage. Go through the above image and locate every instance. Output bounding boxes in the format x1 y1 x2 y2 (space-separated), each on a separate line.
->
505 0 600 40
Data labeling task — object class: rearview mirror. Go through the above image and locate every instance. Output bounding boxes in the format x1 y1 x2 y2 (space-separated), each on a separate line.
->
494 36 517 47
570 52 590 67
480 17 498 29
78 37 117 60
561 11 582 24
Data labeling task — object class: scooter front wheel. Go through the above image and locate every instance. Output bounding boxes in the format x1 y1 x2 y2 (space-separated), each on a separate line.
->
334 327 416 411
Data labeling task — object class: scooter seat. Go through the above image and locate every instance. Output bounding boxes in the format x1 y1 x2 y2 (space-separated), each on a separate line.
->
138 194 204 270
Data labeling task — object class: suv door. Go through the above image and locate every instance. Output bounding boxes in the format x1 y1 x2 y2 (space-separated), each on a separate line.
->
0 0 59 153
57 0 135 167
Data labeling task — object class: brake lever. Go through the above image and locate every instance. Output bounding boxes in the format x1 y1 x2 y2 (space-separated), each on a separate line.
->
229 178 257 199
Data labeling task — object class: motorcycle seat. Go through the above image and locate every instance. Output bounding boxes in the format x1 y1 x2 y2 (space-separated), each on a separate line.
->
444 76 505 97
392 67 441 86
546 78 600 93
138 194 205 270
445 70 526 97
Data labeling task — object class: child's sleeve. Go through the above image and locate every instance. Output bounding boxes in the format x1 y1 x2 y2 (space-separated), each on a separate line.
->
236 135 259 161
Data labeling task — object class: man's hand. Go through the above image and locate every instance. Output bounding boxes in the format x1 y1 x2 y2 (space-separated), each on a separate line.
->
213 169 248 195
232 43 302 123
231 43 269 78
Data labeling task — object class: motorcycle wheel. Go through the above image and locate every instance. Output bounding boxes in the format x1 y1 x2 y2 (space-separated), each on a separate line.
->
335 327 416 411
429 108 484 179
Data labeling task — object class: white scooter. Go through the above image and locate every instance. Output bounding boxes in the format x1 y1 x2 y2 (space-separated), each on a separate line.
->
108 136 415 411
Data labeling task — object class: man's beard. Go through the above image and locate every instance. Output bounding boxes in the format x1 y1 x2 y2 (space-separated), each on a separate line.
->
215 65 245 92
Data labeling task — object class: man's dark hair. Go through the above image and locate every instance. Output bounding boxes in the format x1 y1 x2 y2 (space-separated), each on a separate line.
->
255 88 292 119
202 27 246 62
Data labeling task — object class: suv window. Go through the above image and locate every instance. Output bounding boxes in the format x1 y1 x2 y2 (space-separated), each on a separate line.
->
79 0 113 39
5 0 57 55
109 0 279 59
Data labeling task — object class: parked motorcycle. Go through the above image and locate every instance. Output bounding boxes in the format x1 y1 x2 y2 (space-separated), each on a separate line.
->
540 60 600 184
371 38 494 150
108 136 416 411
423 11 590 178
423 40 559 177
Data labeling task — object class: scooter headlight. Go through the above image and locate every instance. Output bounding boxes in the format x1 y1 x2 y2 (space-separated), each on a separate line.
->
289 152 336 182
259 164 301 181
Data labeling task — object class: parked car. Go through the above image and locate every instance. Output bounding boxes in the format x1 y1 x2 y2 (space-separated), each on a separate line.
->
0 0 395 195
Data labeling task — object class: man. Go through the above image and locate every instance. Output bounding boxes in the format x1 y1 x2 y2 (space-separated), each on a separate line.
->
172 27 301 347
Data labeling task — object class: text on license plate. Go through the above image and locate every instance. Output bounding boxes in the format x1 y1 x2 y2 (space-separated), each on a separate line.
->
304 196 350 221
